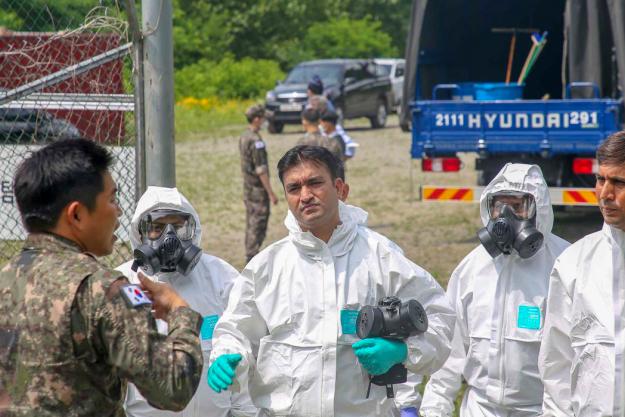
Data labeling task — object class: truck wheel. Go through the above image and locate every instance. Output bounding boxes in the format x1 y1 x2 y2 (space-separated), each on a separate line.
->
268 121 284 134
370 100 387 129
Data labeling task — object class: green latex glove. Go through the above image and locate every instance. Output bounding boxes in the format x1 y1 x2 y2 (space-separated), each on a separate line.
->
352 337 408 375
207 353 242 393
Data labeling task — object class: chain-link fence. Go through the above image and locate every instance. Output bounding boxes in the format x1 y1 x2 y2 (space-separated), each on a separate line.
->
0 1 138 267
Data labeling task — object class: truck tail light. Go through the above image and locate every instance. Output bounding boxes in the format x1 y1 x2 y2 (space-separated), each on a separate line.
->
572 158 598 175
422 157 462 172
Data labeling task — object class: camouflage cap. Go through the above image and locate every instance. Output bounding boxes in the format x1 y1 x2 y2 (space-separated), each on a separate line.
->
245 104 272 120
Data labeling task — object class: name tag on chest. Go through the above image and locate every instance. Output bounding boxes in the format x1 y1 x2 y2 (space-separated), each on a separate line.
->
517 305 541 330
341 309 359 335
201 315 220 340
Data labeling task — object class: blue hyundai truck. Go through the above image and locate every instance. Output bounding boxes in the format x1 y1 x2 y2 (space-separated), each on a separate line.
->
400 0 625 191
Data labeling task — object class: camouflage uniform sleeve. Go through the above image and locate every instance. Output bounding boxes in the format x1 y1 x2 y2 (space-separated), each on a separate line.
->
330 138 344 160
71 269 203 412
251 137 269 176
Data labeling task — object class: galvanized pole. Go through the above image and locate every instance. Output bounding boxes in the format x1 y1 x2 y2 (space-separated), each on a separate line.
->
123 0 146 200
142 0 176 187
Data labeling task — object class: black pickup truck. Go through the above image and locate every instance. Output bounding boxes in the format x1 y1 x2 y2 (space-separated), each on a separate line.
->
264 59 392 133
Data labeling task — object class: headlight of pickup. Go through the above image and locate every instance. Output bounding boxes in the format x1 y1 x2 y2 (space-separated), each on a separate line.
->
265 91 277 102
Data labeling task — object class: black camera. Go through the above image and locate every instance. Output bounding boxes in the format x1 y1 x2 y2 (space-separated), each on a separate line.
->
356 296 428 398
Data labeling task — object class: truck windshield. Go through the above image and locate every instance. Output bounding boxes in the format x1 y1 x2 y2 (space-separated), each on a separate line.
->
285 64 343 86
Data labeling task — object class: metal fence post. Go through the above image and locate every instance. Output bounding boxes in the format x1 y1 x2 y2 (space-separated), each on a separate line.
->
124 0 146 200
142 0 176 187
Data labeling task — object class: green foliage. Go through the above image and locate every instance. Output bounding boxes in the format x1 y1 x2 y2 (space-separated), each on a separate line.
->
172 0 410 69
1 0 411 100
173 0 233 68
333 0 413 58
290 17 398 65
175 57 284 100
0 10 23 29
211 0 337 62
0 0 96 31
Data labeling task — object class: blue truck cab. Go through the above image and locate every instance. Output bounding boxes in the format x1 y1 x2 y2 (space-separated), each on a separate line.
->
400 0 625 187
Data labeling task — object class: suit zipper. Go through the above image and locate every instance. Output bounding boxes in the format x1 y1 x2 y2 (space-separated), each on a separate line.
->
498 262 512 404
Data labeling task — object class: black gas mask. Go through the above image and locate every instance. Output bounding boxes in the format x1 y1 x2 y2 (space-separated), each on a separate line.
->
477 192 544 259
131 209 202 275
356 296 428 399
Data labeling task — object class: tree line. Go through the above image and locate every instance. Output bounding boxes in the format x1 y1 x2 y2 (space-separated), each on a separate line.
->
0 0 411 99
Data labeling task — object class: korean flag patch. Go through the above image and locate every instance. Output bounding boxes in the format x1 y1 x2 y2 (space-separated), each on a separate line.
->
120 284 152 308
255 140 266 149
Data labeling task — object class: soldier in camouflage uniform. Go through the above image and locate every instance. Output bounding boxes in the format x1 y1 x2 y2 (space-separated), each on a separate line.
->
0 139 203 417
306 75 335 114
240 105 278 263
320 109 360 163
307 76 351 146
297 107 343 161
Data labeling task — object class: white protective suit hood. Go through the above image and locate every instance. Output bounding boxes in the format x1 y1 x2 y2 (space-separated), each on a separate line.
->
284 200 365 257
120 186 257 417
421 163 570 417
479 163 553 236
130 186 203 251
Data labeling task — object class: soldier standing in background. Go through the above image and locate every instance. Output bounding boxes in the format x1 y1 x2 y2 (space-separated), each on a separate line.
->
297 107 343 161
306 74 335 113
320 109 358 162
239 105 278 263
0 138 203 416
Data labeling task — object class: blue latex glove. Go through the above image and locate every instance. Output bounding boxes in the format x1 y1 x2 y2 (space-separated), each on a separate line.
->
351 337 407 375
207 353 242 393
401 407 419 417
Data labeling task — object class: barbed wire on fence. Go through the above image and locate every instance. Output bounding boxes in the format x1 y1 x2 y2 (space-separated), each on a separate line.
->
0 1 138 268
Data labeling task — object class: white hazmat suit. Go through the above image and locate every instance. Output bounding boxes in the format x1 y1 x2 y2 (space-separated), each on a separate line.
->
539 222 625 416
210 201 455 417
363 228 423 415
421 163 569 417
117 186 257 417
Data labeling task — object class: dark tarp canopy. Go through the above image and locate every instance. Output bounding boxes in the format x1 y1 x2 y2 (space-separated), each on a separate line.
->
400 0 625 130
400 0 427 131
